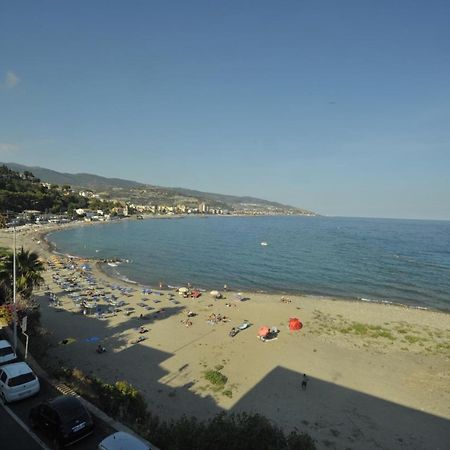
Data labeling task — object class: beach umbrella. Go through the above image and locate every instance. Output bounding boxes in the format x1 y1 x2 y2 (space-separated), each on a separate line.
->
258 326 270 337
179 287 189 293
289 318 303 331
210 290 222 298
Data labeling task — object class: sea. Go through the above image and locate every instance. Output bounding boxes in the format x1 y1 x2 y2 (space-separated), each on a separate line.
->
48 216 450 312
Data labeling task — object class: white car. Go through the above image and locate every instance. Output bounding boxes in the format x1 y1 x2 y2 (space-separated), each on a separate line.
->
98 432 153 450
0 362 40 403
0 340 17 365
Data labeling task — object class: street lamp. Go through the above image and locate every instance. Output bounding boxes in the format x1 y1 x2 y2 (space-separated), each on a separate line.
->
12 224 17 351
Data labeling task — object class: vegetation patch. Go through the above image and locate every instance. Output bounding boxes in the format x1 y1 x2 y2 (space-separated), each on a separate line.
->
222 389 233 398
204 369 228 387
339 322 396 340
51 366 316 450
404 334 424 344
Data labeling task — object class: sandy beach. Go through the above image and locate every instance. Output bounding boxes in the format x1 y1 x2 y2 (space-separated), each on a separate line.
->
1 223 449 450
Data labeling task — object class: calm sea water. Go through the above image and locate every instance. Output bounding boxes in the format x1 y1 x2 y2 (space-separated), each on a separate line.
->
48 216 450 311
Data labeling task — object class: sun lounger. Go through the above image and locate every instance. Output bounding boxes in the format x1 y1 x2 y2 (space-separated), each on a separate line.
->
238 321 250 330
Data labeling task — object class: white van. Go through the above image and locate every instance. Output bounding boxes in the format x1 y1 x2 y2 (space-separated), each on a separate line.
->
0 340 17 365
0 362 40 403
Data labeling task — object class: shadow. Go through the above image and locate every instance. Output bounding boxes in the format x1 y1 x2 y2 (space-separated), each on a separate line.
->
230 366 450 450
33 293 450 450
35 293 222 422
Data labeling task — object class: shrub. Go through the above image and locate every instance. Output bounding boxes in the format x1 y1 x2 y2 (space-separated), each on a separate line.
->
146 412 317 450
52 367 316 450
204 369 228 387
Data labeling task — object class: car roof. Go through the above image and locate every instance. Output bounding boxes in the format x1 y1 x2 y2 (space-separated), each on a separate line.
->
0 340 13 349
0 362 33 377
99 432 150 450
48 396 86 414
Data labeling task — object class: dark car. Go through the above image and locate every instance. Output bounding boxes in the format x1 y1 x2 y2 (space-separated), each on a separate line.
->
29 395 94 448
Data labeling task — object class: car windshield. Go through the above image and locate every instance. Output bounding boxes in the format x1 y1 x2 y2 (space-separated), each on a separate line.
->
0 347 14 357
8 372 36 387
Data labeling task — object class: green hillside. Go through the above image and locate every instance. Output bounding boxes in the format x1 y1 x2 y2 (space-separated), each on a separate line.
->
2 162 316 215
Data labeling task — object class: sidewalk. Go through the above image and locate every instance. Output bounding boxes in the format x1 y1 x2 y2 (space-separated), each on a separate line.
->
2 326 159 450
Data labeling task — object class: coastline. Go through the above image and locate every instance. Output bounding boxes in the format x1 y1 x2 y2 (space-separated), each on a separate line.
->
1 221 449 449
2 218 449 314
29 215 450 314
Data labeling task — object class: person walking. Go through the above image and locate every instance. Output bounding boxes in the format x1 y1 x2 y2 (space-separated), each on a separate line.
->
301 373 309 390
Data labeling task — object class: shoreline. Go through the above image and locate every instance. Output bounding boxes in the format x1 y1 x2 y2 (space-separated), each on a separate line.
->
96 258 447 313
3 218 448 314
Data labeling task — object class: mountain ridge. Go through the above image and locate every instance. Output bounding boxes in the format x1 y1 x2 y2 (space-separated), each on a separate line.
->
2 162 315 214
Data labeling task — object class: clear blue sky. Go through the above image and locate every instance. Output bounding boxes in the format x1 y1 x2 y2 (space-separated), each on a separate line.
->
1 1 449 219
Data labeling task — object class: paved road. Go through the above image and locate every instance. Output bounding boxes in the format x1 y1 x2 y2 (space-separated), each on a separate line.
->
0 405 45 450
4 376 114 450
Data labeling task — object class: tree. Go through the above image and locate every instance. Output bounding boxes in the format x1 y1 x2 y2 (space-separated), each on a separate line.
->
0 248 44 304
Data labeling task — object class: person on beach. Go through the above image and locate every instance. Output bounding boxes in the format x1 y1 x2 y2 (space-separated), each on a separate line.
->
301 374 309 390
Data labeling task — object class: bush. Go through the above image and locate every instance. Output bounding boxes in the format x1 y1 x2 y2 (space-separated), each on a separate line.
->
147 412 317 450
204 369 228 387
53 368 316 450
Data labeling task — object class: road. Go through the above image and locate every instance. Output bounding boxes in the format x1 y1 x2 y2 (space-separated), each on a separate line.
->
2 376 114 450
0 404 45 450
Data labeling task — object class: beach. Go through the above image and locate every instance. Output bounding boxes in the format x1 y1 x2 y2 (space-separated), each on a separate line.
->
1 223 449 449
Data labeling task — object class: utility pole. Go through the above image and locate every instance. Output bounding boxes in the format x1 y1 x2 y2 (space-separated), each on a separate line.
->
13 224 18 351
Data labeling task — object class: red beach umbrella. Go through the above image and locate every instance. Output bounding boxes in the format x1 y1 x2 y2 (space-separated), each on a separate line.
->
258 326 270 337
289 318 303 331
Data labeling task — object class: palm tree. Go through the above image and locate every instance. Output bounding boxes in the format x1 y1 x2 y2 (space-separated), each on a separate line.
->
0 247 44 304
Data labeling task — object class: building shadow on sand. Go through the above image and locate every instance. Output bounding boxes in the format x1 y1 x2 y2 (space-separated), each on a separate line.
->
230 366 450 449
40 299 450 450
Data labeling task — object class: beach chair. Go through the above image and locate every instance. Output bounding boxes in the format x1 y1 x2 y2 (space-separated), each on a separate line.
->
238 321 251 331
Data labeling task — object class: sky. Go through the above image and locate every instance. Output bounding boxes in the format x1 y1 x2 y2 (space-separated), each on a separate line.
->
1 1 449 220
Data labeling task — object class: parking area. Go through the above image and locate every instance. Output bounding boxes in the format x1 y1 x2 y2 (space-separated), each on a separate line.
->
0 404 46 450
1 329 116 450
4 375 115 450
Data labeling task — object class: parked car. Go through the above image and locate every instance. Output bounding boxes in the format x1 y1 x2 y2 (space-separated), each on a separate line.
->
29 395 94 448
98 431 152 450
0 339 17 365
0 362 40 403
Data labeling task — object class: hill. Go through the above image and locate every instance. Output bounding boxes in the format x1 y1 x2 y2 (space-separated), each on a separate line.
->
2 162 315 215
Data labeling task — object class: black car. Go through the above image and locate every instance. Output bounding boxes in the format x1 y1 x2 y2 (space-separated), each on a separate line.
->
29 395 94 448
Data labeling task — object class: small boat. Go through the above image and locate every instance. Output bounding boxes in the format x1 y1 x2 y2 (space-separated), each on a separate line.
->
260 241 268 246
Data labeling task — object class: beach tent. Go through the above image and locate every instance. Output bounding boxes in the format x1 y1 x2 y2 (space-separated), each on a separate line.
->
258 326 270 337
289 318 303 331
